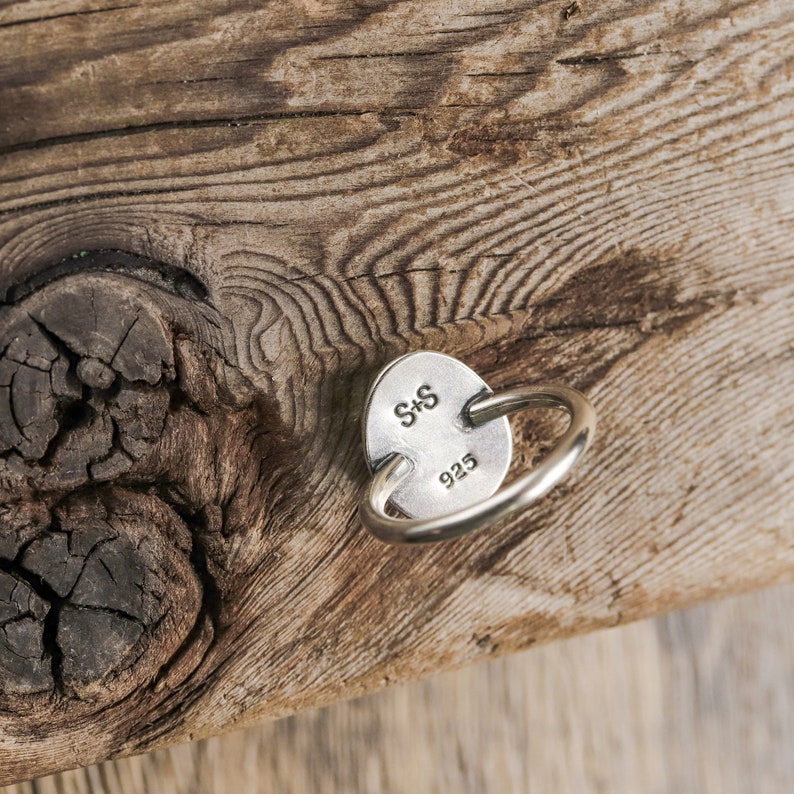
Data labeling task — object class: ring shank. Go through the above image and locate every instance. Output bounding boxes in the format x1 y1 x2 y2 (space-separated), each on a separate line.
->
359 385 596 544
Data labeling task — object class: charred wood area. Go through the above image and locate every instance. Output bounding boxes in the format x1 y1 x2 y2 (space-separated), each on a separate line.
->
0 253 294 776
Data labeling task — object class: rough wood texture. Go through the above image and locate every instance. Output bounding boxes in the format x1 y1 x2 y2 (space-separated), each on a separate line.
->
1 0 794 783
6 583 794 794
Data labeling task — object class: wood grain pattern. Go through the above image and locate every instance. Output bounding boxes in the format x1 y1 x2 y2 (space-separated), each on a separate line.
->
6 583 794 794
1 0 794 782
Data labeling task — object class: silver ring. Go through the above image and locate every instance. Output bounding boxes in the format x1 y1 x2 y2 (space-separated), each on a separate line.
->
359 385 596 544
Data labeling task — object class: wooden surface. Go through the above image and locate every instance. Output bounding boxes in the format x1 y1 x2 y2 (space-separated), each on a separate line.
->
5 582 794 794
2 0 794 782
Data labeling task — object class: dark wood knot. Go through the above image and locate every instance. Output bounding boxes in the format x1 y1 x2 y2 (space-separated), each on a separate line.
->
0 252 285 712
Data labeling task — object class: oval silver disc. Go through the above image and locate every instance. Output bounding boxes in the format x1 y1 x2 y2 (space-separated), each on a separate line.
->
362 351 512 520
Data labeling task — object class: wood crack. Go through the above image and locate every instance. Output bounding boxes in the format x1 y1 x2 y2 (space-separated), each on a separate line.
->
556 50 696 66
0 4 137 31
0 110 373 159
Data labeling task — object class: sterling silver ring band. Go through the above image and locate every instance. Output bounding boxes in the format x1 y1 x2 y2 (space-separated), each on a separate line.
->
359 385 596 544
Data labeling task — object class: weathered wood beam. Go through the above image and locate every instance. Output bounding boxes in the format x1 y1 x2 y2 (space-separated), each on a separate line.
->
1 0 793 783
